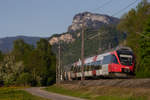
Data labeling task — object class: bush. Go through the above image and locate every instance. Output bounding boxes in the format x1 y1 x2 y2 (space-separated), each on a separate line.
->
17 73 32 86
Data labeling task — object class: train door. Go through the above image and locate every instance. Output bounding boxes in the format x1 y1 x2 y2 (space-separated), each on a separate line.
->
84 65 89 77
92 63 96 76
96 61 102 76
110 54 121 72
101 55 112 75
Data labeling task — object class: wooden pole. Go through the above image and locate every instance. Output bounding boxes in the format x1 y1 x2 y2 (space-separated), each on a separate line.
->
81 22 85 81
57 42 61 85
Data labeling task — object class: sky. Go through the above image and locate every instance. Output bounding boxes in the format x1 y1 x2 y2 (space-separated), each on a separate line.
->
0 0 143 38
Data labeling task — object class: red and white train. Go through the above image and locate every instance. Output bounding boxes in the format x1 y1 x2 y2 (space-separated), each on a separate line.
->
64 47 135 80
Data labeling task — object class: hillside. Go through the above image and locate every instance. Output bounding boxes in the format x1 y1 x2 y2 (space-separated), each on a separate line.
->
48 12 126 66
0 36 41 52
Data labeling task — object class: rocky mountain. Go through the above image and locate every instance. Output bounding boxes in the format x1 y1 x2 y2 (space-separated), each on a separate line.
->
0 36 41 53
68 12 119 32
49 33 75 45
49 12 119 45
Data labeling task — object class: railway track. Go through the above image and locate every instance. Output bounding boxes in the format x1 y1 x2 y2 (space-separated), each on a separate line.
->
61 79 150 88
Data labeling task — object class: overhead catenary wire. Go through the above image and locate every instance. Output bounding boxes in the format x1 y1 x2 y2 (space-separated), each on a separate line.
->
136 32 150 39
111 0 138 17
90 0 138 17
87 0 139 40
91 0 112 12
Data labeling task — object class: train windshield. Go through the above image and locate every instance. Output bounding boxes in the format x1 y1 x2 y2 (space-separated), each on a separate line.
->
102 54 118 64
117 52 133 66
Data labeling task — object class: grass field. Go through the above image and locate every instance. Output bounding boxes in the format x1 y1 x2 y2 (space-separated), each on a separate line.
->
0 87 49 100
45 85 149 100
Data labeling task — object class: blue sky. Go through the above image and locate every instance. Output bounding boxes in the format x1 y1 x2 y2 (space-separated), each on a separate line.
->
0 0 143 38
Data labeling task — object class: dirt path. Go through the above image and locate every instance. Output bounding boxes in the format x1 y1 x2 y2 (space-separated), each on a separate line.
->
25 87 86 100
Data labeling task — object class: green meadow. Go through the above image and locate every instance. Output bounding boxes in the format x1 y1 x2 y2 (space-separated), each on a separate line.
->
0 87 48 100
45 85 148 100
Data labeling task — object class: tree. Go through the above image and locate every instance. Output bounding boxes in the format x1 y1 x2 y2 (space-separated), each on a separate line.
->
36 39 56 85
25 39 56 86
137 16 150 77
0 51 4 62
0 53 25 86
12 39 33 62
0 39 56 86
17 72 32 86
117 0 150 76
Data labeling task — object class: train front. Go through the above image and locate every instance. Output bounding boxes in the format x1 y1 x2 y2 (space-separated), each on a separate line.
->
115 47 135 76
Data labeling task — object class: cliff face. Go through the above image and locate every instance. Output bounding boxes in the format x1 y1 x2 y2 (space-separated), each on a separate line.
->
49 12 119 45
49 34 75 45
68 12 119 32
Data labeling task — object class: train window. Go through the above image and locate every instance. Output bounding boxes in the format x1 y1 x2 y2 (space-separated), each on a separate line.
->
117 50 134 66
84 66 86 71
78 67 80 72
95 61 98 66
78 67 81 72
91 62 95 66
88 66 91 71
85 65 88 71
85 66 87 71
76 67 78 72
73 67 76 73
71 66 74 71
112 55 119 64
77 67 79 72
102 55 112 64
91 61 101 66
99 65 102 69
86 66 89 71
88 66 90 71
95 66 99 70
97 61 101 65
89 66 92 71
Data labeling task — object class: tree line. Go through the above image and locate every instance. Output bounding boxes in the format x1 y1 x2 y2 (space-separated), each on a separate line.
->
0 39 56 86
118 0 150 77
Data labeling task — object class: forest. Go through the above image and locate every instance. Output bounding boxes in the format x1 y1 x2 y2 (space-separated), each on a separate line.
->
0 39 56 86
118 0 150 77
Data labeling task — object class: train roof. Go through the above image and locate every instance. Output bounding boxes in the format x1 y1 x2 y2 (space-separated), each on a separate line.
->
116 46 132 52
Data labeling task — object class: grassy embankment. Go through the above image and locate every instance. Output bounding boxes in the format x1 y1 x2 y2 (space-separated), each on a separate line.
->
0 87 48 100
45 84 150 100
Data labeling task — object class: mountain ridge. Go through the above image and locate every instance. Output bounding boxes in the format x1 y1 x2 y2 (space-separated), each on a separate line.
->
0 36 42 53
68 12 119 32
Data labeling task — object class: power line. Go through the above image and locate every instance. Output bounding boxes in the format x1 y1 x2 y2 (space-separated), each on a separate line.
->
86 0 139 40
136 32 150 39
87 0 139 40
112 0 138 17
91 0 112 12
88 32 101 40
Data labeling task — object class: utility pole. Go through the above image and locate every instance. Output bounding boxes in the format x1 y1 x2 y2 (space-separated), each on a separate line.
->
56 59 58 85
59 42 61 83
81 21 85 81
56 42 61 85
